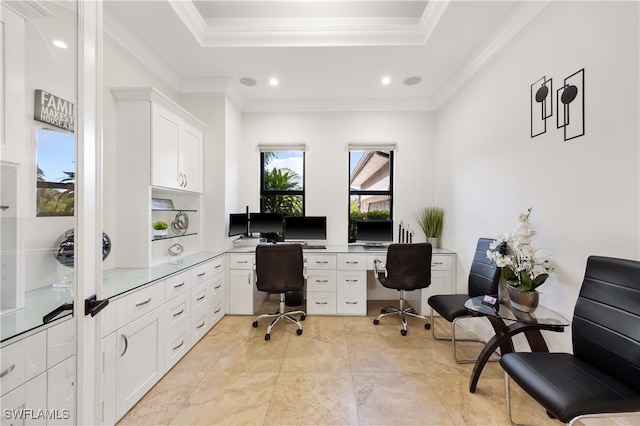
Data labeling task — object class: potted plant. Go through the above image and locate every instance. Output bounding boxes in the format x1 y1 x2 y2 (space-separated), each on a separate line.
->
486 207 554 312
415 207 445 248
152 221 169 237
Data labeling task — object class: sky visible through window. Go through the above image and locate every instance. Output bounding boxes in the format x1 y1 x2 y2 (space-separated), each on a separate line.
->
36 128 75 181
266 151 303 185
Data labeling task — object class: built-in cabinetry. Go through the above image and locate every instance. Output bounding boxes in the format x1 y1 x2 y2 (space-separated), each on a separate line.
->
111 87 207 268
100 256 226 425
228 254 257 315
0 319 75 425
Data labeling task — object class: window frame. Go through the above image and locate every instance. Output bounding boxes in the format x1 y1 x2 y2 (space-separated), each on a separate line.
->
259 150 306 216
348 149 394 242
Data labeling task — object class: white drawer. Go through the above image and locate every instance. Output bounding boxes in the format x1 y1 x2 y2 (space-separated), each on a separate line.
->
117 281 165 329
166 293 189 339
47 319 74 369
306 292 337 315
431 255 453 271
229 254 254 270
165 271 190 301
337 254 366 271
192 313 209 343
191 261 212 285
25 331 47 381
0 339 25 396
337 294 366 316
210 256 225 276
191 281 209 318
306 270 337 292
165 330 189 371
101 300 118 338
0 383 26 418
337 271 367 292
305 254 336 270
210 298 224 326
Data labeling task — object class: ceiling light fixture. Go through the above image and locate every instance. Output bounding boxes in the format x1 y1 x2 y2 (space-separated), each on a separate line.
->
404 76 422 86
381 76 391 85
52 40 68 49
269 78 279 87
239 77 257 87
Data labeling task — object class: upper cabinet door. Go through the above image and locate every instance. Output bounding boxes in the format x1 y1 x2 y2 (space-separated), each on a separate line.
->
179 122 203 193
151 103 180 190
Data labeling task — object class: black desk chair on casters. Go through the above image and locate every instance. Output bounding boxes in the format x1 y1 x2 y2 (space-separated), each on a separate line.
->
501 256 640 425
427 238 504 363
252 244 307 341
372 243 432 336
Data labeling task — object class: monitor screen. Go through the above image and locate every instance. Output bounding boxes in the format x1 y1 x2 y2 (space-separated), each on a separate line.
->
249 213 284 234
228 213 249 237
355 220 394 242
284 216 327 241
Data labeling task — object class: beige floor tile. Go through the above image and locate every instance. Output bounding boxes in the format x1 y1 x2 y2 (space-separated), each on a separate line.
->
209 333 288 373
353 371 455 425
347 334 417 373
169 371 278 425
281 332 351 373
263 371 358 425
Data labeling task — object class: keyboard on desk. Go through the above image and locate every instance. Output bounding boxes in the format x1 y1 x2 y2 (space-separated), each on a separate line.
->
304 245 326 250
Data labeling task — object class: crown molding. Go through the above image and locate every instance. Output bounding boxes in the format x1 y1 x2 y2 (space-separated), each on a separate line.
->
103 11 183 91
432 0 550 109
242 98 436 113
180 78 247 110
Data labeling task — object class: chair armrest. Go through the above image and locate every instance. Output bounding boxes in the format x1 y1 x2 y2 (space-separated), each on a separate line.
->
303 259 308 279
373 259 387 278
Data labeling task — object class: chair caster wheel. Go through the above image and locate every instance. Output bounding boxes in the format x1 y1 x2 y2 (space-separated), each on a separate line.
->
401 329 407 336
265 333 270 341
301 315 306 321
380 309 387 314
373 319 380 325
252 321 258 328
424 323 431 330
296 329 303 335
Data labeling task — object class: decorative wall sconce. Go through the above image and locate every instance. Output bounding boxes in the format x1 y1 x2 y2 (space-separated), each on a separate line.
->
557 68 585 141
530 68 585 141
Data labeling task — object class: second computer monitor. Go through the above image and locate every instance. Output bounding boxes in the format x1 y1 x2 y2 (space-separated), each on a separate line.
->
355 220 394 243
249 213 284 234
284 216 327 241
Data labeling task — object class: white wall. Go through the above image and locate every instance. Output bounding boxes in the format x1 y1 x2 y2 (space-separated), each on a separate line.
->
240 111 436 245
435 1 639 351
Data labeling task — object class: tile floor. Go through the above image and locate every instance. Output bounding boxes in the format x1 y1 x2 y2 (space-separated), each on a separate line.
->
117 300 634 425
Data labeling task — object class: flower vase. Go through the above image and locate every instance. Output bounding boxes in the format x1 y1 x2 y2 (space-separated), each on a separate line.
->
506 286 539 313
427 237 440 248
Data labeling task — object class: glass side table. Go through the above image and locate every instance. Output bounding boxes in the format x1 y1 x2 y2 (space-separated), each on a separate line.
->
464 296 570 393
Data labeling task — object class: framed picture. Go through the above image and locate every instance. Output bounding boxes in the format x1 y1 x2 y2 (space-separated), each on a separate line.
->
151 198 175 210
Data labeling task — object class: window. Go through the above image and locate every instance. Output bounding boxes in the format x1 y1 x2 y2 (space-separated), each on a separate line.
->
36 128 75 216
260 150 305 216
349 149 393 242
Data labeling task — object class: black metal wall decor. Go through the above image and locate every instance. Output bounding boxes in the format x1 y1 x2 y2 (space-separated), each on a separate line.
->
557 68 585 141
531 76 553 138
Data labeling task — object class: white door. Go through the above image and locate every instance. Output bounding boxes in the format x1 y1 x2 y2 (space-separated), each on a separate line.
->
179 123 203 192
151 103 180 190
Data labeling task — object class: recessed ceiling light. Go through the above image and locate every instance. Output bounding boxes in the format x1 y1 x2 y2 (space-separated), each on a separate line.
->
53 40 68 49
239 77 257 87
269 78 279 86
404 76 422 86
381 76 391 85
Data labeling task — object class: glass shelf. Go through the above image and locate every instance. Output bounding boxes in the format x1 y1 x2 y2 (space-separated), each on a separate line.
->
151 209 197 212
151 232 198 241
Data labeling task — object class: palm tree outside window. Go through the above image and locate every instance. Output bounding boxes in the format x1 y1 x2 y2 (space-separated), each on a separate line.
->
260 151 305 216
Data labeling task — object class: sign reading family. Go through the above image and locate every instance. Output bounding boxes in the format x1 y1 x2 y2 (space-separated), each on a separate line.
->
34 90 75 132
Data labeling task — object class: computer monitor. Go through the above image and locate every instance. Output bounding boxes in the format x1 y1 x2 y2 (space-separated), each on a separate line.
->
355 220 394 245
284 216 327 241
228 213 249 237
249 213 284 234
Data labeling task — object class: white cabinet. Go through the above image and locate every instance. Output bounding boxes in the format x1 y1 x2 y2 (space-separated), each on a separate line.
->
406 253 457 316
209 257 226 326
115 308 164 419
305 254 337 315
228 254 256 315
151 103 203 193
336 255 367 316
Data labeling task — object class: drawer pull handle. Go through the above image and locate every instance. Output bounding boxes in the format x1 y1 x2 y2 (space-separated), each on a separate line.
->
237 260 248 264
214 284 222 290
173 308 185 317
346 279 358 283
196 295 206 302
174 282 185 288
315 301 328 305
121 334 129 357
196 321 205 329
197 272 206 277
0 364 15 379
173 340 185 351
346 301 358 305
316 279 329 283
136 297 152 307
316 261 328 264
214 308 221 314
432 261 443 265
346 261 359 264
214 264 222 269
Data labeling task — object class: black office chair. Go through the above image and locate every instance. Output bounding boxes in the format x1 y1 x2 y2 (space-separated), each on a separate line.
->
427 238 504 363
372 243 432 336
501 256 640 425
252 244 307 341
